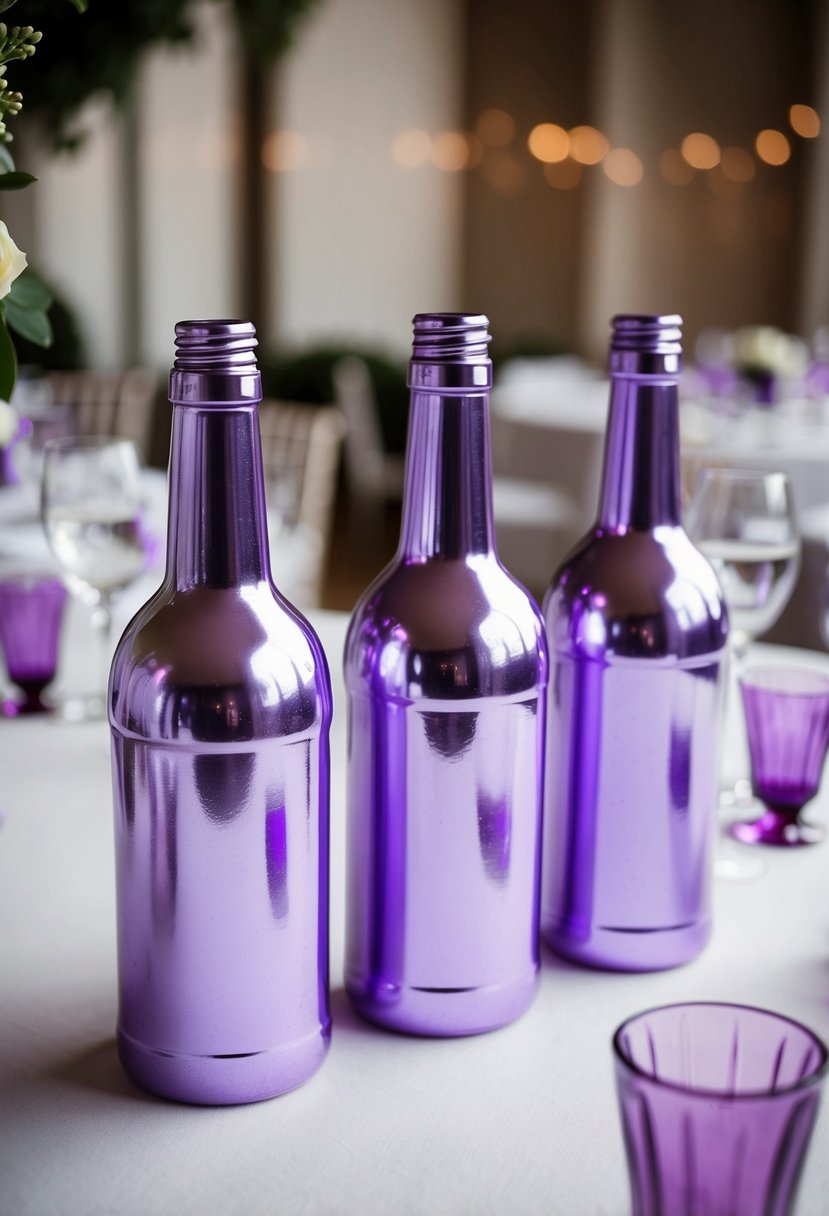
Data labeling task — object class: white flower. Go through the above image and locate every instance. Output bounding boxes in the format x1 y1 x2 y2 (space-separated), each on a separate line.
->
0 398 17 446
732 326 807 378
0 220 26 301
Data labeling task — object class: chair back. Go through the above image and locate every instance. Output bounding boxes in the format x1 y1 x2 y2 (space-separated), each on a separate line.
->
258 400 345 605
46 368 160 458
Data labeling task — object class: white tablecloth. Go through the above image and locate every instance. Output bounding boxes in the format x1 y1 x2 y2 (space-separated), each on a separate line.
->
3 612 829 1216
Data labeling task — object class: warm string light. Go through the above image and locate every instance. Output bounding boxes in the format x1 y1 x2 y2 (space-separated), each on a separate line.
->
259 103 821 190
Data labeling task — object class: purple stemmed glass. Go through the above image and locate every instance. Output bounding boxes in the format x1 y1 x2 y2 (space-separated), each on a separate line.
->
733 666 829 847
614 1002 828 1216
0 576 68 715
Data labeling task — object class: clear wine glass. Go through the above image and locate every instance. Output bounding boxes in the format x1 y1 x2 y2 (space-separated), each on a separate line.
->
686 467 801 874
41 436 147 720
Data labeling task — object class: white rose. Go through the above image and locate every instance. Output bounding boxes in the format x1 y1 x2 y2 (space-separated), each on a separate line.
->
733 326 807 378
0 220 26 301
0 398 17 446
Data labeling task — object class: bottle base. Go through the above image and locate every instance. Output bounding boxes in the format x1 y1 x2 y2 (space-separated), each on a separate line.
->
117 1024 330 1106
542 916 711 972
345 968 539 1036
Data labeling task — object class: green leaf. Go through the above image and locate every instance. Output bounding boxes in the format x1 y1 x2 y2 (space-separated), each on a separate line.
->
0 145 14 174
0 1 19 12
8 271 51 312
0 171 37 191
0 316 17 398
67 0 88 9
5 301 52 347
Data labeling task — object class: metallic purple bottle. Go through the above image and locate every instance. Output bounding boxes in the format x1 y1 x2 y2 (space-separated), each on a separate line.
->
109 320 332 1103
344 314 548 1036
541 315 727 971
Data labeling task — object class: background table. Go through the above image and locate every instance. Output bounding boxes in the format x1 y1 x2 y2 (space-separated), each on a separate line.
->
3 609 829 1216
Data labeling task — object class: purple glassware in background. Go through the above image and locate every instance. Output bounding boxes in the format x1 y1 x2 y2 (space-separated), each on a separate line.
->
0 575 67 715
734 666 829 847
614 1002 828 1216
109 320 332 1104
541 314 729 971
344 313 548 1036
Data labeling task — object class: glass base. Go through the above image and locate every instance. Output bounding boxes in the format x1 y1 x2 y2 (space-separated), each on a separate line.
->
2 694 53 717
729 809 825 848
53 692 108 723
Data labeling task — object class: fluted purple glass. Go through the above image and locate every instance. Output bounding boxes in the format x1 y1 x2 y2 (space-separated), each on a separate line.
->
344 313 548 1036
0 575 67 714
614 1002 828 1216
732 667 829 847
109 320 332 1104
541 315 728 971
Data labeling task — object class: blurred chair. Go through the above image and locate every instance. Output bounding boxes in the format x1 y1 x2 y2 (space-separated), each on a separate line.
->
333 355 405 540
335 354 584 593
46 368 160 458
258 400 345 608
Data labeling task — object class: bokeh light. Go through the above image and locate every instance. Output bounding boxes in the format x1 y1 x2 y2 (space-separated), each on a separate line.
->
543 160 582 189
431 130 469 172
568 125 608 165
720 146 755 182
483 152 526 196
602 148 643 186
527 123 569 163
681 132 720 170
261 130 308 172
391 128 432 168
755 129 791 165
789 104 820 138
659 149 694 185
475 108 515 146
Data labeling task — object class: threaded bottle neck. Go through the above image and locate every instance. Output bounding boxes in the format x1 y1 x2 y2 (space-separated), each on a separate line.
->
609 314 683 379
408 313 493 393
169 319 262 405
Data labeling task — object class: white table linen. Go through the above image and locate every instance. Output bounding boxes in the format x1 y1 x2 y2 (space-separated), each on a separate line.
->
3 605 829 1215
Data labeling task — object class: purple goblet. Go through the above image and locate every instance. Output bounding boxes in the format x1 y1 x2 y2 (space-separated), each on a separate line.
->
734 666 829 847
0 576 67 715
614 1002 828 1216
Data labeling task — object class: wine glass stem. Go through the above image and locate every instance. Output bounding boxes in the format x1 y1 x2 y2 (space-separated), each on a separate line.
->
91 596 114 707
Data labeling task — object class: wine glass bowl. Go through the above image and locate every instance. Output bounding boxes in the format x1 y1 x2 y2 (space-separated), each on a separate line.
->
686 468 800 659
734 666 829 847
41 436 147 719
0 575 67 715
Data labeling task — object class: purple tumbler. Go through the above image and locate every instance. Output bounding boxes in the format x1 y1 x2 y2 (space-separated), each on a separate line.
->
109 320 332 1104
614 1002 828 1216
0 575 67 714
344 313 548 1036
541 315 729 971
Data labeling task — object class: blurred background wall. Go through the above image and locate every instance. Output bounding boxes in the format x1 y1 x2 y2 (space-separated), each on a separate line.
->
3 0 826 370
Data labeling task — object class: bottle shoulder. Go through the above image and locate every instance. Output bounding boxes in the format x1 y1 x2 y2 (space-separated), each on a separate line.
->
544 526 728 661
109 581 331 743
344 554 548 701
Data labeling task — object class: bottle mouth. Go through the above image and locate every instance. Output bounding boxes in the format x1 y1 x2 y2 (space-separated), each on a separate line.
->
408 313 492 391
609 314 683 377
173 319 259 372
170 320 262 405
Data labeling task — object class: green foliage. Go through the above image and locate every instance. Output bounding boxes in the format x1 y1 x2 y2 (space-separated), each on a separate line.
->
0 308 16 396
262 345 410 455
10 272 84 369
5 269 53 348
0 168 33 186
14 0 322 147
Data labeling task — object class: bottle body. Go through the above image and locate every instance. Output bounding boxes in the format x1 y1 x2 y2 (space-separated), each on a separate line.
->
109 321 331 1103
344 314 548 1035
541 316 728 971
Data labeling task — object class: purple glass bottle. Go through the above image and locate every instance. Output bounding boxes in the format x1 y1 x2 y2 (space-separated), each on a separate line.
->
109 320 332 1104
541 315 728 971
344 313 548 1036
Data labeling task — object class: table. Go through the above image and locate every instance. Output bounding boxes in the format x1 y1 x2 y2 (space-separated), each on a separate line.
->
3 613 829 1216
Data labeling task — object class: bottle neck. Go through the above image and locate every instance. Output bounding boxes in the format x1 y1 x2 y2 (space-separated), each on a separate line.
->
399 390 495 560
598 376 681 530
166 403 271 589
